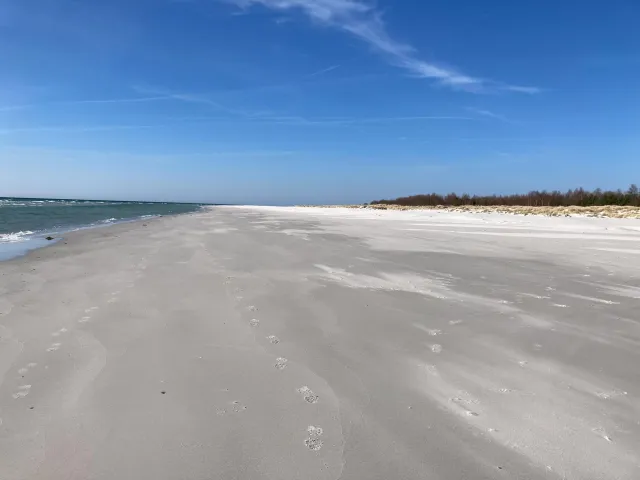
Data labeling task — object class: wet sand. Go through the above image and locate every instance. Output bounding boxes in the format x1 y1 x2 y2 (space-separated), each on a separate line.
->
1 206 639 479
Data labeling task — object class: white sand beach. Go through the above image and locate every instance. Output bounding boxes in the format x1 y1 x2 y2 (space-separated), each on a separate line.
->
1 206 639 479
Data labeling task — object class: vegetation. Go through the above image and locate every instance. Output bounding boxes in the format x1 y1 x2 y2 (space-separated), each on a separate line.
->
371 185 640 208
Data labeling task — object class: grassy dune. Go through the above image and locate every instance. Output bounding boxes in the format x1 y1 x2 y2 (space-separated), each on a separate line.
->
299 204 640 218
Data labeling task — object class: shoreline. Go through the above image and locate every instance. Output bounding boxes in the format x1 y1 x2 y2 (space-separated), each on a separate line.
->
0 209 203 262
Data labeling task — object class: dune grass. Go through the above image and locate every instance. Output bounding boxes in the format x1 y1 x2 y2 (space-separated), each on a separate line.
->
298 204 640 218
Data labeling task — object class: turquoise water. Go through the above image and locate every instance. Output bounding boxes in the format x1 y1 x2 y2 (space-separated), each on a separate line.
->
0 198 203 260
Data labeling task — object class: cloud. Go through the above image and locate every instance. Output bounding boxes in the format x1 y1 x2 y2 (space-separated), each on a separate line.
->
167 113 473 126
0 124 159 135
0 113 473 136
466 107 513 124
503 85 542 95
305 64 341 78
335 115 473 125
133 85 273 118
0 96 176 112
68 96 175 104
223 0 538 93
133 85 474 126
0 105 29 112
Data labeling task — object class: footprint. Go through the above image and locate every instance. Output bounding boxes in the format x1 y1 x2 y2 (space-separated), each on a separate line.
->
552 304 568 308
18 363 37 376
596 389 627 400
85 307 98 313
248 306 258 312
297 386 319 404
520 293 551 300
229 400 248 413
592 427 613 443
51 328 68 337
449 320 463 325
431 344 442 353
305 426 324 451
423 364 439 376
451 393 480 416
79 316 91 323
427 329 442 336
275 357 288 370
46 343 61 352
266 335 280 344
249 319 260 328
12 385 32 399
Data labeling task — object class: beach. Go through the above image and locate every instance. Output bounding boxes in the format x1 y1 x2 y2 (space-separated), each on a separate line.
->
1 206 639 479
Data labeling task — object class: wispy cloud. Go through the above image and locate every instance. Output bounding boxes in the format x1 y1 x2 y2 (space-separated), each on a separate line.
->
68 96 175 105
0 96 175 112
0 146 299 167
133 85 274 118
503 85 541 95
0 124 158 135
0 113 473 135
0 105 30 112
466 107 513 124
333 115 473 125
133 85 475 126
223 0 538 94
165 113 474 126
305 64 341 78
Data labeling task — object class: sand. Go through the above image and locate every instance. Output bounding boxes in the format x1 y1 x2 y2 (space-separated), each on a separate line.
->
303 204 640 219
1 206 639 479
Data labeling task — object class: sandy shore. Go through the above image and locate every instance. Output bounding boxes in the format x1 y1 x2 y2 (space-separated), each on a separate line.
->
1 206 639 479
300 204 640 219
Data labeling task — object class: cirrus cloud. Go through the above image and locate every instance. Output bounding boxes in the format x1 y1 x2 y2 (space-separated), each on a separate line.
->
223 0 539 94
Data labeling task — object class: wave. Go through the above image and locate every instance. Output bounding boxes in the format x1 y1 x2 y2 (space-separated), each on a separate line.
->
0 231 35 243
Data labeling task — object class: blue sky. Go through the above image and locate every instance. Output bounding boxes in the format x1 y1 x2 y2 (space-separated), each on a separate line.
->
1 0 638 204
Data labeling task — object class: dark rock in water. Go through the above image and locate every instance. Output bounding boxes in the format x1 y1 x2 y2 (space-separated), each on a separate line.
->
143 224 148 227
45 236 54 241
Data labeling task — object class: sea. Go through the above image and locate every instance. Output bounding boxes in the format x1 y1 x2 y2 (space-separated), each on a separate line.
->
0 197 204 261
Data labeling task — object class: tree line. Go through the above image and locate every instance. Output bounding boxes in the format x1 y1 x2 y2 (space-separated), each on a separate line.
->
371 185 640 207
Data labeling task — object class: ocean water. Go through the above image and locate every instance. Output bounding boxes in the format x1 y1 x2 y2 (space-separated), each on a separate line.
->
0 198 203 260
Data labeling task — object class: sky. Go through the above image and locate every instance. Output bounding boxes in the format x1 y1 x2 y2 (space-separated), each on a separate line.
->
1 0 639 204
